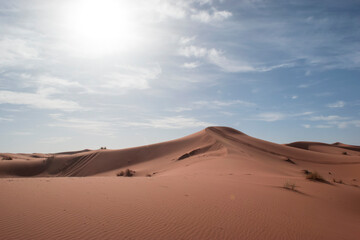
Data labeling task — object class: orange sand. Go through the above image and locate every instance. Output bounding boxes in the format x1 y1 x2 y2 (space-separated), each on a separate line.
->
1 127 359 239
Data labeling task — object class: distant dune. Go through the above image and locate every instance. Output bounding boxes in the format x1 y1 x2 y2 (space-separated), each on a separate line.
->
1 126 359 239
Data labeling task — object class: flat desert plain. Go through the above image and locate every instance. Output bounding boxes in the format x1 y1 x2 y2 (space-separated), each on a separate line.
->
1 127 360 239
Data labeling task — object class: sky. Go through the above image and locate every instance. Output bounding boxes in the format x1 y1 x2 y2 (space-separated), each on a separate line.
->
0 0 360 153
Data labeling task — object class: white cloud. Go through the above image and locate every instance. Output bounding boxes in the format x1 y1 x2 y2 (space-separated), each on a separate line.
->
191 9 232 23
171 107 193 112
306 115 360 129
49 115 114 135
34 75 88 96
309 115 348 121
302 124 311 128
298 83 311 88
179 45 294 72
37 75 82 88
101 65 161 90
151 1 188 20
331 120 360 129
0 117 13 122
291 95 298 99
0 90 82 111
179 36 196 45
315 124 332 128
125 116 213 129
38 136 72 144
182 61 200 69
206 48 256 72
327 100 345 108
0 38 39 67
178 45 208 58
256 111 313 122
201 100 255 107
293 111 313 117
256 112 286 122
11 131 32 135
169 99 255 113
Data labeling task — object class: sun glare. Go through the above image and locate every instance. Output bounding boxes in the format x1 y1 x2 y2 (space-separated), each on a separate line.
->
62 0 143 56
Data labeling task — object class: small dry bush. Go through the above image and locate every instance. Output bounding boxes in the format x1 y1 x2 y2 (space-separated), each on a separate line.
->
117 169 135 177
2 156 12 160
333 179 343 184
284 182 296 191
306 171 325 182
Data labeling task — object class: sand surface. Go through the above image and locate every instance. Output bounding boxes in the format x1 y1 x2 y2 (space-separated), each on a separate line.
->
1 126 359 239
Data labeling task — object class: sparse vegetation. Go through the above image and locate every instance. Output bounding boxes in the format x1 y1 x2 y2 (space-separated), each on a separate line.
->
2 156 12 160
285 158 296 164
146 173 152 177
306 171 325 182
284 181 297 191
342 151 348 155
117 169 135 177
333 178 343 184
100 147 107 150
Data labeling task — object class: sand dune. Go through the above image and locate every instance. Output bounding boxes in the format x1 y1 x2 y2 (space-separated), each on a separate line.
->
1 126 359 239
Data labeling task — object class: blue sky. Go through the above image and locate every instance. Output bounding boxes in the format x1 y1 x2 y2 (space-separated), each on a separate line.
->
0 0 359 153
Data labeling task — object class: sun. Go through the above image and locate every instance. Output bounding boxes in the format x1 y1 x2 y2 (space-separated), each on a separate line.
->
61 0 143 56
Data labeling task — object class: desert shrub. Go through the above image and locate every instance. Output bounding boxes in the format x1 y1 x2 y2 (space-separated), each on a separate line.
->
146 173 152 177
306 171 325 182
333 179 343 184
117 169 135 177
285 158 296 164
2 156 12 160
284 182 296 191
342 152 348 155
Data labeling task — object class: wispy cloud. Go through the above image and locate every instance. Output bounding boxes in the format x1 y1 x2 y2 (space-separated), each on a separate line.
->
305 115 360 129
0 90 82 111
0 117 13 122
124 116 213 129
314 124 333 128
191 9 232 23
256 112 286 122
195 100 256 107
11 131 32 135
179 36 196 45
38 136 72 144
182 61 200 69
327 100 345 108
312 121 360 129
49 114 114 135
101 65 161 90
309 115 348 121
0 37 39 67
178 45 294 72
171 107 193 113
169 99 256 112
256 111 313 122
